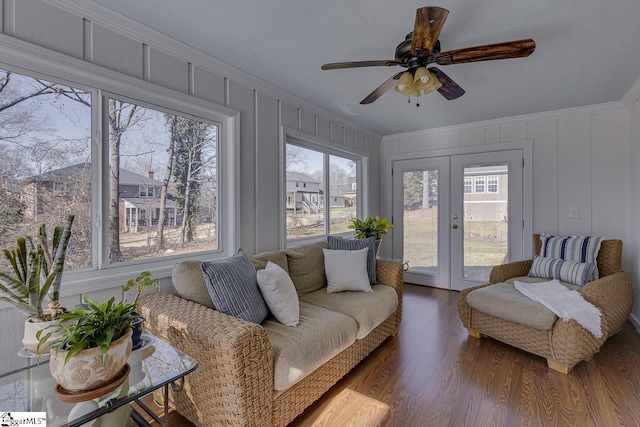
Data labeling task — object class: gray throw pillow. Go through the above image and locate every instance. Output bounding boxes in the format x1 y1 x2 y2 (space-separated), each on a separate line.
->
201 249 269 324
327 235 376 284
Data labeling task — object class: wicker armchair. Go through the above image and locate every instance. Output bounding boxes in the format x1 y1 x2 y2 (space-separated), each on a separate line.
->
458 234 634 374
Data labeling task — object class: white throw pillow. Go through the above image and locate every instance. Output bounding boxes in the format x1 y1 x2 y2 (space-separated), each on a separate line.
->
323 248 373 293
257 261 300 327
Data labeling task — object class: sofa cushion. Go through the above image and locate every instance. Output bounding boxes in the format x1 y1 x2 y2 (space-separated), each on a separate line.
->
172 260 214 309
250 249 289 273
528 256 596 287
263 301 358 391
466 281 559 330
257 261 299 327
327 235 377 284
201 250 269 324
300 284 398 339
323 248 372 293
285 241 328 296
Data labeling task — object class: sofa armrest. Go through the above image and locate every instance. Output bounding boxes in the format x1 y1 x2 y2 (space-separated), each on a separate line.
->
376 259 404 334
138 292 273 427
489 260 533 284
581 272 634 337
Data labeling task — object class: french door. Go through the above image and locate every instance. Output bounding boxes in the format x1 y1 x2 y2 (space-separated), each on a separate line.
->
392 150 525 291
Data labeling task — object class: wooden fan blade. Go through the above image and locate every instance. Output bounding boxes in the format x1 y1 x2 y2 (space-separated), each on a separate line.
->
429 67 465 100
360 72 404 104
321 60 403 70
435 38 535 65
411 6 449 56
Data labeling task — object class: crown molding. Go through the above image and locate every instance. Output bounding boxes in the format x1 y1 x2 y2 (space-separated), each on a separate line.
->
382 101 626 142
43 0 381 140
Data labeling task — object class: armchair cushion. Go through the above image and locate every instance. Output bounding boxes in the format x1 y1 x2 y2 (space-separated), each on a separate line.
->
528 256 596 287
466 280 559 330
540 234 602 280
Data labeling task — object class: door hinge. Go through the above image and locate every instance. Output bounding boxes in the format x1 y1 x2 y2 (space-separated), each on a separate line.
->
391 168 394 176
522 219 525 229
522 158 525 167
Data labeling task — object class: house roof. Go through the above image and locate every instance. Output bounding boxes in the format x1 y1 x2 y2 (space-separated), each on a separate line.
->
21 162 163 186
286 171 318 183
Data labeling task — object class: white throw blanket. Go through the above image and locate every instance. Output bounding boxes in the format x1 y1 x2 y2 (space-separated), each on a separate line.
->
514 279 602 338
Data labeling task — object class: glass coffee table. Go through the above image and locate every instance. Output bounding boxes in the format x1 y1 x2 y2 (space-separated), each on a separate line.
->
0 334 197 427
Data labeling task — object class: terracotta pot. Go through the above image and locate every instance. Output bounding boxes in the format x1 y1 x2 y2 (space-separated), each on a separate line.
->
49 328 133 392
22 318 64 354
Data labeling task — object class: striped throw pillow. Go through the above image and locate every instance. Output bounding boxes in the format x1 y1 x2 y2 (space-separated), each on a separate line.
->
528 256 596 287
327 235 376 284
540 234 602 280
201 249 269 324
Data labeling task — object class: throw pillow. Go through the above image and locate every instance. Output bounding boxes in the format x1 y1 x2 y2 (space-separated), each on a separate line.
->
528 255 596 287
323 248 372 293
539 234 602 280
327 235 376 284
257 261 300 327
201 249 269 324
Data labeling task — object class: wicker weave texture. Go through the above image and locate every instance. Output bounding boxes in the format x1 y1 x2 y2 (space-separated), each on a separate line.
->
139 293 273 427
459 235 633 371
139 259 404 426
376 259 404 335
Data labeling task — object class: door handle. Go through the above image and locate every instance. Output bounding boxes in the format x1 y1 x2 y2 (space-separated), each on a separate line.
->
452 224 458 229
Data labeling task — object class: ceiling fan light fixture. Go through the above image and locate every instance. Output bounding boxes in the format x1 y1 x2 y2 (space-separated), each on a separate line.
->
394 71 415 96
414 68 442 95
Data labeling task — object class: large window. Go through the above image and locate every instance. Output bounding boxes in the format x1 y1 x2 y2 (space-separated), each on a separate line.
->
0 65 229 280
0 69 91 271
285 142 360 241
107 97 218 263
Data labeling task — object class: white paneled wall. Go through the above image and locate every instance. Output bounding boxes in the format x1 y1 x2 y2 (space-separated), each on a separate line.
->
382 102 640 325
0 0 381 360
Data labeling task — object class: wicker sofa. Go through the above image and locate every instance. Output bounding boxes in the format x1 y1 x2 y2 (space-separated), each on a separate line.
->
458 234 633 374
139 241 403 426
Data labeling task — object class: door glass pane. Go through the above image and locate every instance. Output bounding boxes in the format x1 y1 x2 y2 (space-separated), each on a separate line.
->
403 169 438 274
462 164 508 281
329 156 356 234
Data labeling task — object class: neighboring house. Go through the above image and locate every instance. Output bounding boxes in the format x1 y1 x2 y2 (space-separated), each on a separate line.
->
286 171 322 214
462 167 509 223
329 176 356 207
20 163 178 232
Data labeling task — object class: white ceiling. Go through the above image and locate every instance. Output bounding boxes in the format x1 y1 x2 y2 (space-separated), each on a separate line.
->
93 0 640 136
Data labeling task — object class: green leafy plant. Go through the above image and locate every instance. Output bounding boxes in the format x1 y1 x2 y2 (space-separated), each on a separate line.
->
348 215 394 240
39 296 138 364
0 214 75 321
123 270 156 312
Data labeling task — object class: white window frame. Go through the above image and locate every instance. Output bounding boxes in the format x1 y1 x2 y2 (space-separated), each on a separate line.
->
281 127 368 247
487 175 499 193
0 38 240 295
463 177 473 194
474 176 486 194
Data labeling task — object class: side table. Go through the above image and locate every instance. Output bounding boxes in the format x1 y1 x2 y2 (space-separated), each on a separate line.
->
0 333 198 427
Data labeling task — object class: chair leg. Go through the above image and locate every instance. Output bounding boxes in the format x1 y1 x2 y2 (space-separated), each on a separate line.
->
467 328 483 339
547 359 572 374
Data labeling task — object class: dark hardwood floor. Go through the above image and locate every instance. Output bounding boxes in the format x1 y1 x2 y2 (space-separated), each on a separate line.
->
139 284 640 426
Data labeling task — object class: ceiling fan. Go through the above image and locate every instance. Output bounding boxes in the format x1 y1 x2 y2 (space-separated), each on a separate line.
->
321 6 536 105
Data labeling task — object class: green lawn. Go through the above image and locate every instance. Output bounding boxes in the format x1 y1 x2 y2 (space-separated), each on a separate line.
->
403 208 508 272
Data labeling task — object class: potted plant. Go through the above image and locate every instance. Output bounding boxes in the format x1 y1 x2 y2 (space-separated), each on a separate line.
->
348 215 394 255
123 270 156 349
41 295 138 393
0 214 75 354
